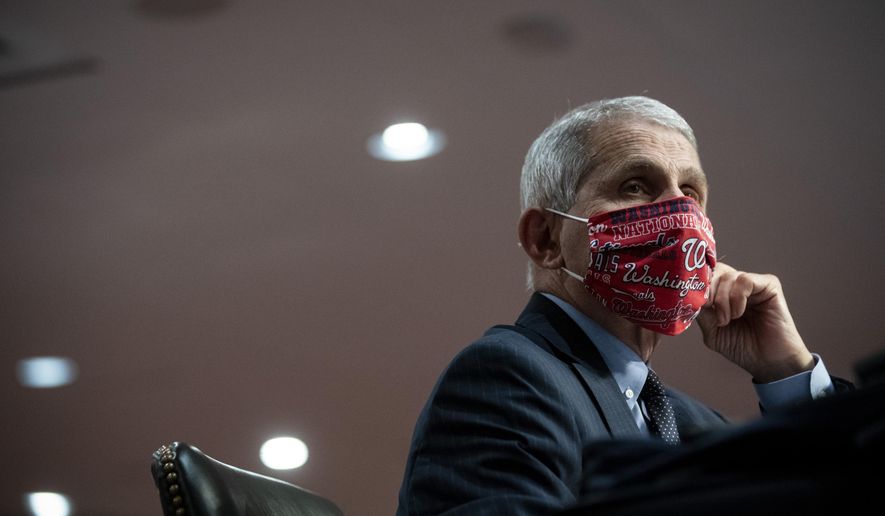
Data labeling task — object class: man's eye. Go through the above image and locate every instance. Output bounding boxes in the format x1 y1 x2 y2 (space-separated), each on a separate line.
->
622 181 646 195
681 187 700 200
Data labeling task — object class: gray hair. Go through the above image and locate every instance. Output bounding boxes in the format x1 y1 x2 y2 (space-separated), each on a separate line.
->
520 96 697 287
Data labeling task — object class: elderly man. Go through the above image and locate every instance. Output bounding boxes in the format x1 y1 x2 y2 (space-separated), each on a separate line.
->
396 97 841 515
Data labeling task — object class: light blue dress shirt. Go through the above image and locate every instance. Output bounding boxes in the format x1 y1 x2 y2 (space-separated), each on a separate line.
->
540 293 834 433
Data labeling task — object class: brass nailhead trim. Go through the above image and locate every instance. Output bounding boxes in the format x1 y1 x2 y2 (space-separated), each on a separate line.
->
154 443 185 515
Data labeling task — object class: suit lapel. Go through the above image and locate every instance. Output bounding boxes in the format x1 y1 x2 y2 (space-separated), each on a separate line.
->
515 294 642 439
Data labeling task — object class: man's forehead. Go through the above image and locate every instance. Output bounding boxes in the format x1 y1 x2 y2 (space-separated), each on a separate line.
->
585 120 704 174
588 117 694 152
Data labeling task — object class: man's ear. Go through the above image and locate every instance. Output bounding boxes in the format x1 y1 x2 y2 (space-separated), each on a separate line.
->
518 208 565 271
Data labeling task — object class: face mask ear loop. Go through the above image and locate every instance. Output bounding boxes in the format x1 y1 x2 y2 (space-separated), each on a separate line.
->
560 267 585 283
545 208 589 223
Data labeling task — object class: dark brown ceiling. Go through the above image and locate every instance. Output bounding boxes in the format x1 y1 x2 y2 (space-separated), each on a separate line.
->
2 1 884 515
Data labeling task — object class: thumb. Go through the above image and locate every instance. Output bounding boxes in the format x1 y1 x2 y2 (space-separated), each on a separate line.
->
695 305 719 339
696 261 729 336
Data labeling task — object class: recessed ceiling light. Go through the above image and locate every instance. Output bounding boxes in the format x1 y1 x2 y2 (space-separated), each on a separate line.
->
25 492 71 516
16 356 78 388
260 437 309 470
501 13 572 54
367 122 446 162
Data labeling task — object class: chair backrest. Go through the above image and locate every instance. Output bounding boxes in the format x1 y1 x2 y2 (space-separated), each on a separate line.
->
151 442 343 516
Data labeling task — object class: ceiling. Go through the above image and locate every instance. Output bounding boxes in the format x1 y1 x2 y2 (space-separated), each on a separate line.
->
2 1 884 514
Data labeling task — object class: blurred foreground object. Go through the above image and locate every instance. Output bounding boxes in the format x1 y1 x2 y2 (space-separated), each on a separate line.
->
560 350 885 515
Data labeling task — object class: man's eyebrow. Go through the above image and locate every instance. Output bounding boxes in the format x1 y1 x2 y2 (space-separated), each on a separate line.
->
590 159 708 191
681 167 708 189
617 160 708 187
595 158 655 177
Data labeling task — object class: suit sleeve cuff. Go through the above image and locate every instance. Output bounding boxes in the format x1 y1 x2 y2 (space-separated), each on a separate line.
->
753 353 835 410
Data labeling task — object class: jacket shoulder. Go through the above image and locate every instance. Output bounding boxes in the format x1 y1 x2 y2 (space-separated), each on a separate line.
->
444 326 571 378
398 327 589 515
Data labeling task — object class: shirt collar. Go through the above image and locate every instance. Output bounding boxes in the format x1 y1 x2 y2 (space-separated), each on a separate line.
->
540 292 649 408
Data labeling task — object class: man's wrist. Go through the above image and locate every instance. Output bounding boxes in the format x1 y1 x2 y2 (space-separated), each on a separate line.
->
754 354 835 410
750 350 815 384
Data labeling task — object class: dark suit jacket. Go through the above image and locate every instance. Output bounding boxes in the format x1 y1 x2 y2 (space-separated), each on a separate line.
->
396 293 728 516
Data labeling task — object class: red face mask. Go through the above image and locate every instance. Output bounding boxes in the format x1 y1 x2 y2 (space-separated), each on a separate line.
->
548 197 717 335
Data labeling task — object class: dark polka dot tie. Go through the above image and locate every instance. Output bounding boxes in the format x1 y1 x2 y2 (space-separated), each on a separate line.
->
640 369 681 445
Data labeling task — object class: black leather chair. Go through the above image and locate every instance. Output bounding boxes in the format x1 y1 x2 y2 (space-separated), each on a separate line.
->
150 442 343 516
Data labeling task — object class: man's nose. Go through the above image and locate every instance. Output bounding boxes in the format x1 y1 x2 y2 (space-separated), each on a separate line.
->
655 183 685 203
